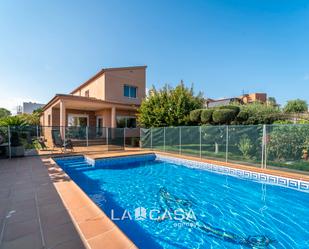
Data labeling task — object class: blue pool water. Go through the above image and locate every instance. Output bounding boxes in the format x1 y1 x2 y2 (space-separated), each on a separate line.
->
55 155 309 249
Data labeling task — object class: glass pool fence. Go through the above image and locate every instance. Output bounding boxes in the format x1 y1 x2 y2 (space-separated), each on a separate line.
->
0 126 140 159
141 124 309 172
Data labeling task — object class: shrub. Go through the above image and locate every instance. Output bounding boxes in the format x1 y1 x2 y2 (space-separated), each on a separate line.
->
238 135 253 159
212 109 236 124
218 105 240 116
239 102 282 125
284 99 308 113
267 125 309 161
201 109 214 124
0 116 27 126
235 110 250 124
189 109 203 124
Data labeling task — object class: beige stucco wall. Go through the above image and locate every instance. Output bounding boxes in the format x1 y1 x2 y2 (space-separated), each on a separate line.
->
70 67 145 106
42 107 52 126
72 74 105 100
104 68 146 105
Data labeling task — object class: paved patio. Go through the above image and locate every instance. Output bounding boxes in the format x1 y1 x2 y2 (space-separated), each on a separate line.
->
0 157 86 249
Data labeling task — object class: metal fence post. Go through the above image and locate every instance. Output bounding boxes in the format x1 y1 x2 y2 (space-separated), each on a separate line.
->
163 127 166 152
36 125 39 140
8 126 11 159
150 128 153 150
124 128 126 148
199 126 202 158
225 125 229 163
106 127 109 149
264 125 267 169
86 126 89 147
261 125 265 169
139 128 142 148
179 127 182 154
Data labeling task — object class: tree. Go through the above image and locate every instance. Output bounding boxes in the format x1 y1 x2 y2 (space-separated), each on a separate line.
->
237 102 282 124
283 99 308 113
137 82 204 127
267 97 277 106
0 108 11 119
20 113 41 125
0 116 27 126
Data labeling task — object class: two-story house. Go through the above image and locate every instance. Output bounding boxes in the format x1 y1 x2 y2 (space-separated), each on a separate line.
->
40 66 146 142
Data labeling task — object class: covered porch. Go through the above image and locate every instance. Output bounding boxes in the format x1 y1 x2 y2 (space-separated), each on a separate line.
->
40 95 139 147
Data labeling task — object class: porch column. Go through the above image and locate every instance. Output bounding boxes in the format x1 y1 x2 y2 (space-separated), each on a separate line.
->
111 107 116 128
60 100 66 139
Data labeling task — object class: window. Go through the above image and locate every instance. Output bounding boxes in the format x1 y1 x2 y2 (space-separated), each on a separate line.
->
68 114 88 127
48 114 51 126
124 85 137 98
85 90 89 97
116 116 137 128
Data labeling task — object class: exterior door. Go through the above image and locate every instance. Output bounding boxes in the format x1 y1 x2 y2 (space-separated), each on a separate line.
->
96 116 103 137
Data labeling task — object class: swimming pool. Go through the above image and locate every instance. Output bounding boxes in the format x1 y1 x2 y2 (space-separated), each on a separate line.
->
54 154 309 249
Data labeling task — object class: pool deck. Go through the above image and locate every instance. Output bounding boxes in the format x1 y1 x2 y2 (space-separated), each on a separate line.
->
0 149 309 249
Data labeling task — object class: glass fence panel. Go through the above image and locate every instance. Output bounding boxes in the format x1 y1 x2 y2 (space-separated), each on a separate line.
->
8 126 40 156
152 128 164 151
140 128 151 148
0 126 9 158
266 124 309 172
87 126 107 146
65 126 87 147
181 126 201 157
165 127 180 154
201 125 227 162
227 125 263 167
108 128 124 150
124 128 140 147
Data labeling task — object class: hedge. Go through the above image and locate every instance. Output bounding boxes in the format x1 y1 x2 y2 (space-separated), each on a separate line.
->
212 109 237 124
218 105 240 115
189 109 203 123
201 109 214 124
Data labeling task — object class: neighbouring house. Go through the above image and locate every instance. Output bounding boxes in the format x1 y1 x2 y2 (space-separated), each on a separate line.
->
40 66 146 145
205 93 267 108
16 102 45 114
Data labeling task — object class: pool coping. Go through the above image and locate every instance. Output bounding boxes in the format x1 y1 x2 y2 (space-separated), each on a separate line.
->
48 157 137 249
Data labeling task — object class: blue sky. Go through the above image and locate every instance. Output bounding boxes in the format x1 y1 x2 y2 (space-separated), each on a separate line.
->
0 0 309 113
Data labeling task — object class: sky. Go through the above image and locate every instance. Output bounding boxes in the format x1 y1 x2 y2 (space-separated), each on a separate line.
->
0 0 309 113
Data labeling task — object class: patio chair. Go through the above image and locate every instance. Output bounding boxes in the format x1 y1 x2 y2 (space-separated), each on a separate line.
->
38 137 48 150
51 129 74 152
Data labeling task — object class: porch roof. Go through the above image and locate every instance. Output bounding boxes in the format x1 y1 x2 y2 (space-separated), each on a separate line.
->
42 94 139 112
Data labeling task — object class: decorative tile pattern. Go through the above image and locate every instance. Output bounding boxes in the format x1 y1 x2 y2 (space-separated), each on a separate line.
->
156 154 309 193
